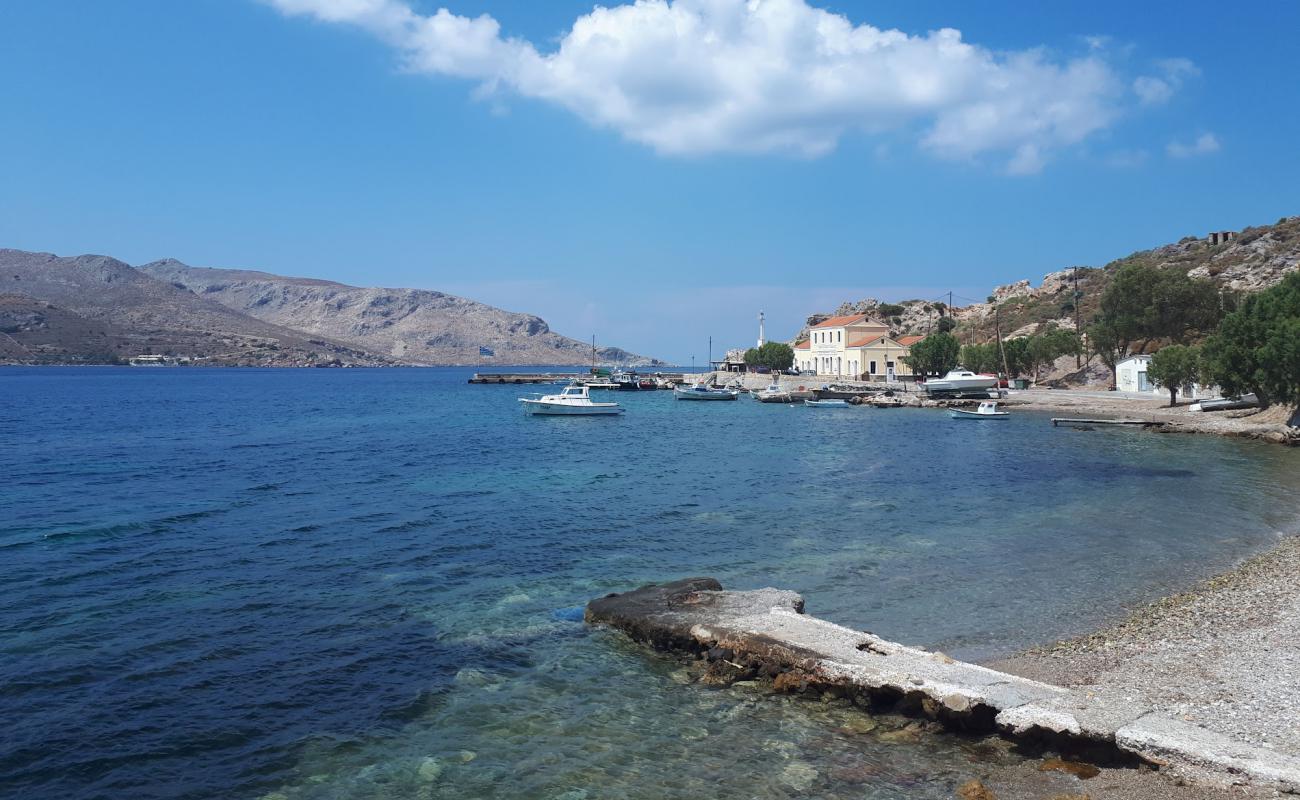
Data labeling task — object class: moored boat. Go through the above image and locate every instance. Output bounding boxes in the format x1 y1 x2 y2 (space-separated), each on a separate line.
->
804 398 850 408
949 401 1009 419
519 385 624 415
673 384 739 401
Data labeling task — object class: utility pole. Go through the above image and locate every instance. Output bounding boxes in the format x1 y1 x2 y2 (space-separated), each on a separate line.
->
995 304 1011 387
1073 267 1083 369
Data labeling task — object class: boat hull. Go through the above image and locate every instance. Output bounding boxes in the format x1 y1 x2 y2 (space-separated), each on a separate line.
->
521 401 623 415
673 388 738 400
949 409 1009 419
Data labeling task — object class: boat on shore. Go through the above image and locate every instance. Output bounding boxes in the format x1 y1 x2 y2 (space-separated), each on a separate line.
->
950 401 1009 419
674 384 739 401
924 370 999 394
1189 393 1259 412
519 385 624 415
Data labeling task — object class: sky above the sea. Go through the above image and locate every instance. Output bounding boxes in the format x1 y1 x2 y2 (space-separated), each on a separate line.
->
3 1 1298 363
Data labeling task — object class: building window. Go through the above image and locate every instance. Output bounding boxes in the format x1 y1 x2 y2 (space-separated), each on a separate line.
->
837 330 842 342
869 360 877 374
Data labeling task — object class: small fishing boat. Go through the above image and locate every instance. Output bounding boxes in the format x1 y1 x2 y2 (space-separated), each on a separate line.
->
949 401 1009 419
519 385 624 415
753 381 791 403
611 371 643 391
804 398 850 408
673 384 739 401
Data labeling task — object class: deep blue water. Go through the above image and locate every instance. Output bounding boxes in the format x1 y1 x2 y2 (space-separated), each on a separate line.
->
3 367 1298 800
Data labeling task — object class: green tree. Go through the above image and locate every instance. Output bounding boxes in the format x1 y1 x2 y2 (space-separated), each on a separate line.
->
746 341 795 371
1201 273 1300 407
1024 328 1082 383
959 343 998 373
1001 337 1030 378
1089 263 1223 384
1147 345 1201 406
936 316 957 333
877 303 905 318
903 332 960 379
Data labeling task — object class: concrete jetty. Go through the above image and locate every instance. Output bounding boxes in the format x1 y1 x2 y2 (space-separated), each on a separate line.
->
586 578 1300 792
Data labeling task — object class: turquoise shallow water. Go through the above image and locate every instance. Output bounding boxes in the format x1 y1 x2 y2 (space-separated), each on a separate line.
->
3 367 1298 799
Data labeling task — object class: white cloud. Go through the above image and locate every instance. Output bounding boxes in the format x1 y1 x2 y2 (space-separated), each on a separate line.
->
265 0 1158 172
1133 57 1199 105
1166 132 1220 158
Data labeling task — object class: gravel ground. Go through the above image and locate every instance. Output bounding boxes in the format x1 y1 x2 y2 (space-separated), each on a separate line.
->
1000 390 1300 444
989 536 1300 790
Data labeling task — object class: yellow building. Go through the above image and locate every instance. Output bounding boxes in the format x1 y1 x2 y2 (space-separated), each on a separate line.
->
794 314 922 380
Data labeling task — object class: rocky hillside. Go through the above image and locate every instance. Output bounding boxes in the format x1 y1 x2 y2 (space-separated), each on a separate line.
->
798 214 1300 346
139 260 660 367
0 250 385 366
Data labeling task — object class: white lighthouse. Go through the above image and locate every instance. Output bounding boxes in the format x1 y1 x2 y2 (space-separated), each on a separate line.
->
757 311 766 348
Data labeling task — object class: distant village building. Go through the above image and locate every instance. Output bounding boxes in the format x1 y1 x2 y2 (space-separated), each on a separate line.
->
715 348 747 372
793 314 922 380
1208 231 1236 245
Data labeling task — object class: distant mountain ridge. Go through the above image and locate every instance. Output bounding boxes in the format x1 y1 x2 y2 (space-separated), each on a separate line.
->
0 248 659 366
0 249 383 366
140 260 658 366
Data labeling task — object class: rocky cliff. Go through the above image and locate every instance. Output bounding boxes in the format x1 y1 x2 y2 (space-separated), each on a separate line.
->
139 260 660 367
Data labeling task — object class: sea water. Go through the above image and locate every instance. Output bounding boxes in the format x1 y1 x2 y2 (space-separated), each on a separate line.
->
3 367 1298 799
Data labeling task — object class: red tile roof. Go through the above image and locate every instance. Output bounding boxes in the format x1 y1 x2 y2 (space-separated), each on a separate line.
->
811 313 867 329
896 335 924 345
794 340 810 350
845 334 885 348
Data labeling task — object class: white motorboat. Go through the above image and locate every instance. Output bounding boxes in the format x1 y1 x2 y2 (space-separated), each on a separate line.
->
1188 393 1259 412
519 385 624 415
924 370 999 393
673 384 739 401
949 401 1009 419
804 398 850 408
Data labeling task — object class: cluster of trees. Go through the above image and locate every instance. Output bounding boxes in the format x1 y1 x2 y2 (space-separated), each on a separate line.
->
1144 273 1300 407
1087 263 1226 382
1112 272 1300 407
902 331 959 378
959 327 1080 382
743 341 795 371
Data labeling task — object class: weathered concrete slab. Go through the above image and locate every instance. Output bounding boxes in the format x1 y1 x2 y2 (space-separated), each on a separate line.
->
586 578 1300 792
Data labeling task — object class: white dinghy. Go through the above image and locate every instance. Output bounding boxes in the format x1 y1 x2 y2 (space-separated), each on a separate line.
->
949 401 1009 419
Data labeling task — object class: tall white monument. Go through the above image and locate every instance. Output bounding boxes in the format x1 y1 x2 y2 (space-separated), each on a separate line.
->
757 311 766 348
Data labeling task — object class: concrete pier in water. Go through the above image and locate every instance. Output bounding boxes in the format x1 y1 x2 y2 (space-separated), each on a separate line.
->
586 578 1300 792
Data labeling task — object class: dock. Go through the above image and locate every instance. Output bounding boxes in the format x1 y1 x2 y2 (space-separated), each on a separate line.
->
1051 417 1165 427
468 371 690 385
468 372 578 384
586 578 1299 792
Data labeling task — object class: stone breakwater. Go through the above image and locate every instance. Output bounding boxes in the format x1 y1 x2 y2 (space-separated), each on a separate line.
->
586 578 1300 793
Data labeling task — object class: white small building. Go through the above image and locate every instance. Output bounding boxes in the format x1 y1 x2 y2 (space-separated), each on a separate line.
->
1116 354 1212 399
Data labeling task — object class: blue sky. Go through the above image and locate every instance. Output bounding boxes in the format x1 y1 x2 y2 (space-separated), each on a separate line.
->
2 0 1297 363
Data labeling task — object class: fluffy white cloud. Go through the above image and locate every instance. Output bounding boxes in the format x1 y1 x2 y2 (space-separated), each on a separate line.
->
265 0 1172 172
1133 57 1199 105
1167 132 1220 158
